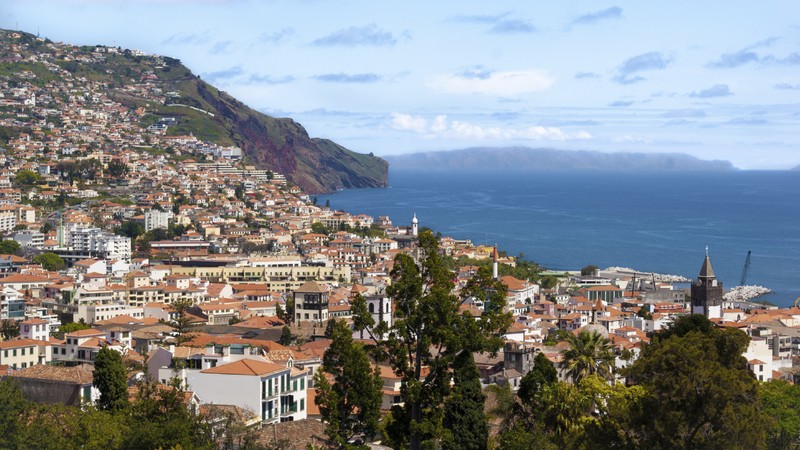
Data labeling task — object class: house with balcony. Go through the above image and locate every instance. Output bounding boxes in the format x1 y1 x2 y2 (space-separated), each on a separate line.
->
186 358 308 423
294 281 329 324
51 328 127 364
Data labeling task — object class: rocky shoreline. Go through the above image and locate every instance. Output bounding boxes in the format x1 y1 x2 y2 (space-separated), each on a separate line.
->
724 285 773 302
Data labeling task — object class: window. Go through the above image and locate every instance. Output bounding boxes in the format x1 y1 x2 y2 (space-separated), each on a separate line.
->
300 399 305 411
300 378 305 390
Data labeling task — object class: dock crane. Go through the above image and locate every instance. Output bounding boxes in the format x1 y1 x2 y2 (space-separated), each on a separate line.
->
740 250 751 286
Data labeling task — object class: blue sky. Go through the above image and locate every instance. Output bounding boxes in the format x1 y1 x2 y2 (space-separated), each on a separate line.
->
3 1 800 169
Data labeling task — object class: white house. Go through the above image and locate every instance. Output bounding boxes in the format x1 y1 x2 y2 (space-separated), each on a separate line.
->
744 336 774 382
19 318 51 341
187 358 308 423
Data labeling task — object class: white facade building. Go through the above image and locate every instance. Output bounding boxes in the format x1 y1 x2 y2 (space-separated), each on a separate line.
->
13 231 45 250
69 228 131 261
186 358 308 423
144 209 174 232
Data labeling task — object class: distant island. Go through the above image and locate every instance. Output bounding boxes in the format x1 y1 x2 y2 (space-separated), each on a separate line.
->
385 147 736 171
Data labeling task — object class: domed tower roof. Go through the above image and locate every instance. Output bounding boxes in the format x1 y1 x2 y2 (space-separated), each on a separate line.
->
578 323 609 339
411 213 418 224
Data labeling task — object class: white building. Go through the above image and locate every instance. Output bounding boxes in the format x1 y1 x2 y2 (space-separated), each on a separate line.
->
0 209 16 232
294 281 329 324
353 295 393 341
13 230 45 250
0 338 52 369
69 228 131 261
19 318 51 341
186 358 308 423
144 209 174 232
744 336 774 382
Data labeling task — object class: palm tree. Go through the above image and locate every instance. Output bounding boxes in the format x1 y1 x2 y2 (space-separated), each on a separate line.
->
561 330 615 384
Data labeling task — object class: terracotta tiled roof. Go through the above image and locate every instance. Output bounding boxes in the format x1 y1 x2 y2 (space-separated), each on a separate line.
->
65 328 105 338
0 338 48 349
294 281 326 293
200 358 286 376
9 364 94 384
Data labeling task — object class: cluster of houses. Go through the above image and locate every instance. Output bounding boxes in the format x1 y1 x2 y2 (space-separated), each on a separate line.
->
0 29 798 445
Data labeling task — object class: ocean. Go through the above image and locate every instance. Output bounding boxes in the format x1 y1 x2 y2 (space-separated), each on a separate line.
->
319 169 800 307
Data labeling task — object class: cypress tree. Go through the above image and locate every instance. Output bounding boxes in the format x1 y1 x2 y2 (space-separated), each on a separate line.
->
442 351 488 450
93 346 129 411
518 352 558 405
314 320 383 446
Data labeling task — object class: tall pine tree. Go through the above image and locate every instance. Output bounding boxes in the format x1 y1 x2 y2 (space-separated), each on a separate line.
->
93 345 129 411
442 351 488 450
360 229 511 450
314 320 383 446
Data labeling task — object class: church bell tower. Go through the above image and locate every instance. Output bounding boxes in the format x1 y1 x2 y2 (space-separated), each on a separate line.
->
690 248 723 319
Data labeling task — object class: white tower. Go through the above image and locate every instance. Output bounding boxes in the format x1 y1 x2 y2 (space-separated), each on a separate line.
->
411 213 418 237
492 245 499 280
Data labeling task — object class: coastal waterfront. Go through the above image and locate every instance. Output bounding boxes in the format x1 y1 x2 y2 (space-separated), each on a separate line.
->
321 168 800 307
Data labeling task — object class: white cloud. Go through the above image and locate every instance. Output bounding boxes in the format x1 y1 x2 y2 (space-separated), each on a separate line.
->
426 69 554 96
431 115 448 133
613 135 650 144
390 113 428 133
388 113 591 141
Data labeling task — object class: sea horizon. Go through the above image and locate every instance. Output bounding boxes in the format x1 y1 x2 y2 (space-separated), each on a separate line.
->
320 167 800 307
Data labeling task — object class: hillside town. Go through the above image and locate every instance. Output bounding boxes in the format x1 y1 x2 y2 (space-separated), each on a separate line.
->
1 30 800 448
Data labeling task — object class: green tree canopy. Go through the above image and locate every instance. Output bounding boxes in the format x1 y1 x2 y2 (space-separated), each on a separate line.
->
278 325 293 346
32 252 66 271
442 351 488 450
0 239 22 255
0 319 20 340
360 229 512 450
106 160 129 179
561 331 615 384
169 298 197 345
759 380 800 449
0 378 28 449
624 314 771 449
58 320 91 337
14 169 42 186
114 220 144 239
314 320 383 447
518 352 558 405
93 346 129 411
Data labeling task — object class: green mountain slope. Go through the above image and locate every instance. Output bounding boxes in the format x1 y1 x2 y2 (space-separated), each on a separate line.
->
0 29 387 194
